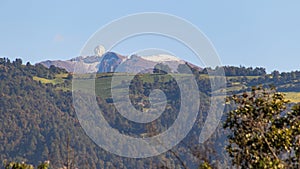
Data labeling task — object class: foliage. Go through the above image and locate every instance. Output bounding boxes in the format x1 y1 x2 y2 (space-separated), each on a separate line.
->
221 66 266 76
198 161 212 169
224 86 300 168
3 160 49 169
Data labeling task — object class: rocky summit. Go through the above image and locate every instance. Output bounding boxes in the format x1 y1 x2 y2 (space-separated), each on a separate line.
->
39 51 200 74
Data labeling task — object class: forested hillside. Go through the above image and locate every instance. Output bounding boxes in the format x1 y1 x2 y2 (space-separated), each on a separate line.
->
0 58 216 168
1 58 300 168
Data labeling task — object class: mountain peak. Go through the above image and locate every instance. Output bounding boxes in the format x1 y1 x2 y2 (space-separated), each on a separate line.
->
141 54 181 62
39 51 200 73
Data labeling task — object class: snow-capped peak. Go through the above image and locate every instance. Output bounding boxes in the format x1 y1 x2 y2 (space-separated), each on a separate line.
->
141 54 182 62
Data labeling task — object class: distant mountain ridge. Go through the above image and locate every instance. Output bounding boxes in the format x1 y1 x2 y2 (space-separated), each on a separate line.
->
39 52 201 73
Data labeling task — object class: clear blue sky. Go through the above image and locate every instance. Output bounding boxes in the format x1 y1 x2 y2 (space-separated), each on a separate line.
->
1 1 300 72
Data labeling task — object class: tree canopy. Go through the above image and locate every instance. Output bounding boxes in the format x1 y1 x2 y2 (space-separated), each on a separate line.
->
224 86 300 168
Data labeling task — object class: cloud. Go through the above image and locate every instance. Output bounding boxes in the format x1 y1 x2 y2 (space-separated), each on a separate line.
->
53 34 64 42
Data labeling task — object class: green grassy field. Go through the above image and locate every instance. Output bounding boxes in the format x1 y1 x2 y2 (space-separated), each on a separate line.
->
284 92 300 103
199 74 261 80
33 72 300 103
33 73 69 91
33 76 56 84
226 75 261 80
94 73 192 98
33 75 65 85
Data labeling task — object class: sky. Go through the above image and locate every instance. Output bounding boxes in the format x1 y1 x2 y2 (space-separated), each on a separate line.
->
0 1 300 72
